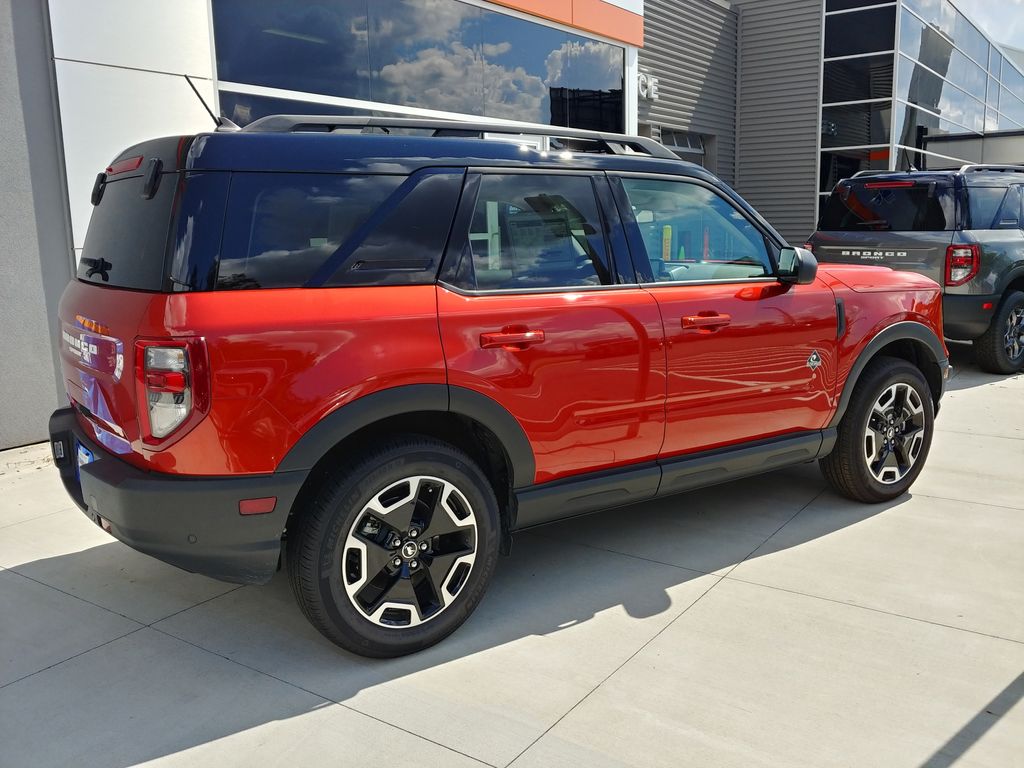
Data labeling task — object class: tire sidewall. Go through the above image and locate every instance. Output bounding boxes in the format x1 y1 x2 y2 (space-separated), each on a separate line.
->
312 444 500 656
849 362 935 501
993 291 1024 372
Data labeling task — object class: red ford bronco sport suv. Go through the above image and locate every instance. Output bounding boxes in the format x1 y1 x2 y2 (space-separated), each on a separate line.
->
49 117 948 658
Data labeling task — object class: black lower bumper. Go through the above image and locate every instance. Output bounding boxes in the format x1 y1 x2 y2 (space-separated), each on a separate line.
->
943 293 999 340
47 408 307 585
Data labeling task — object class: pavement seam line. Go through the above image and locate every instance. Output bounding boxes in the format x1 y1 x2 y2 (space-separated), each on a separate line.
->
0 507 76 531
720 575 1024 646
504 573 727 767
147 624 498 768
934 427 1024 441
2 566 146 625
0 626 146 691
911 492 1024 512
719 487 829 578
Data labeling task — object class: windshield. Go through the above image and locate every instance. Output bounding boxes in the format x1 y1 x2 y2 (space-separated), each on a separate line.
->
818 180 956 232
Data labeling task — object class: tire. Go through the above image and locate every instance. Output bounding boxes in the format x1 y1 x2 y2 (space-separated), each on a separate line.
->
974 290 1024 374
286 437 501 658
820 357 935 503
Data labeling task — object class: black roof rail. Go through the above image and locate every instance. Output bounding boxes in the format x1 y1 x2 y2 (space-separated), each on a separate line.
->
241 114 679 160
959 164 1024 174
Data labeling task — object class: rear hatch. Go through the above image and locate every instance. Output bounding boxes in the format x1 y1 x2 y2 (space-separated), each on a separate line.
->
60 137 193 460
808 175 958 286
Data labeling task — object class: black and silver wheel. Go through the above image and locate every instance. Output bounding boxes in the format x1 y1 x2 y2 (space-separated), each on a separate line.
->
975 290 1024 374
287 438 500 658
821 357 935 503
861 382 927 486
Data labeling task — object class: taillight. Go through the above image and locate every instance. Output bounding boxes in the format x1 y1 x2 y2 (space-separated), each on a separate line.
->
945 244 980 286
135 338 209 444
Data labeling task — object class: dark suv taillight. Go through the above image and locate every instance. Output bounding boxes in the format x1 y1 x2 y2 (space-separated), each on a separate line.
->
945 244 980 286
134 338 209 444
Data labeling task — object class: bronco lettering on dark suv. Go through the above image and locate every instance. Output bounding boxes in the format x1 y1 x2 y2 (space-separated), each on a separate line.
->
50 117 949 657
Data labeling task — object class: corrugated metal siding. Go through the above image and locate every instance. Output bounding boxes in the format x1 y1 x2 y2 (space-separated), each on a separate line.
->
638 0 738 185
733 0 823 243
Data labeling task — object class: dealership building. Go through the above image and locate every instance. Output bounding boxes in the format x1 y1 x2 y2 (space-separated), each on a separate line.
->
2 0 1023 448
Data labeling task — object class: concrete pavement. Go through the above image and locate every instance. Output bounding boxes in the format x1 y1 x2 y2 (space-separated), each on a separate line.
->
0 343 1021 767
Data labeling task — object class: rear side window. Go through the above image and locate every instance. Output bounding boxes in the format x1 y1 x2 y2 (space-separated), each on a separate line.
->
217 170 462 289
217 173 402 289
818 181 956 232
454 174 612 290
967 186 1022 229
78 173 178 290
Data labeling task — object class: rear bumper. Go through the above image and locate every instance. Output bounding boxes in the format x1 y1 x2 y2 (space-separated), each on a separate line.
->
47 408 307 585
943 293 998 340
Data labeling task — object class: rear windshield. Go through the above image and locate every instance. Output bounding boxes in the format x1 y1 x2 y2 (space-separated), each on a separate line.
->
78 173 177 290
818 181 956 232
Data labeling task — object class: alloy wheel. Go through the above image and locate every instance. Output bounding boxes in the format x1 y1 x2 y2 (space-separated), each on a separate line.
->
863 382 926 485
342 475 477 628
1004 305 1024 362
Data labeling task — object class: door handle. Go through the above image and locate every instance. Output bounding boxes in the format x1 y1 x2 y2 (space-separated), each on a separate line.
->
480 329 546 349
681 313 731 330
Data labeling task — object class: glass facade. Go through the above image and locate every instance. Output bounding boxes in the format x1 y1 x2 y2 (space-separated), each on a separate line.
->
818 0 1024 211
211 0 625 132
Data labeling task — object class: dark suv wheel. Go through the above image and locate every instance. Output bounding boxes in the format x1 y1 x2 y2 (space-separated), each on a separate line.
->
820 357 935 503
975 290 1024 374
287 438 501 658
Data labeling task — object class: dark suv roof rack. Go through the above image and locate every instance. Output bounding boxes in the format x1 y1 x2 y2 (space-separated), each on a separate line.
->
242 114 678 160
959 164 1024 174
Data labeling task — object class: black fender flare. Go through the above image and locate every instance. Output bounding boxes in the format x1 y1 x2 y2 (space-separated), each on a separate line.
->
276 384 536 488
995 262 1024 298
828 321 948 429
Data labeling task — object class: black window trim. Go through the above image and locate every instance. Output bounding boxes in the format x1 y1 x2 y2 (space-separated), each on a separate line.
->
436 168 632 296
607 171 784 287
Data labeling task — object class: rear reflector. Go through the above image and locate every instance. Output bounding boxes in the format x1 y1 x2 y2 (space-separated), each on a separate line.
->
239 497 277 516
982 302 993 310
106 156 143 175
945 244 980 286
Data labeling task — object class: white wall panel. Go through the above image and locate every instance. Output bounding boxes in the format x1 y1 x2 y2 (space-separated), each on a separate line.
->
55 60 215 248
48 0 213 79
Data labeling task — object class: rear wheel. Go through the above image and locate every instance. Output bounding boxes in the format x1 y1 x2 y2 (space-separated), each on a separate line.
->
975 290 1024 374
821 357 934 503
287 438 500 658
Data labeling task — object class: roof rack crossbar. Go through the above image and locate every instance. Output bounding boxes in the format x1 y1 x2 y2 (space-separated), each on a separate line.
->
241 115 678 160
959 164 1024 173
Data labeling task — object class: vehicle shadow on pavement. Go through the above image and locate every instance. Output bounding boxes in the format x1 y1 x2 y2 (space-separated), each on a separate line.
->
943 341 1019 392
0 462 916 767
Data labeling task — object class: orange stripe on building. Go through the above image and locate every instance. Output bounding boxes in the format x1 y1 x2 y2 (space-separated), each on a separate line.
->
489 0 643 47
868 148 890 161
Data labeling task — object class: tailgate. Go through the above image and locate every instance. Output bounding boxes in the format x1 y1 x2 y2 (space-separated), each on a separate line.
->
59 281 157 456
809 230 953 285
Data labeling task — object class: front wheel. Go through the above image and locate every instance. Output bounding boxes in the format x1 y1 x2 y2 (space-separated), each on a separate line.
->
974 290 1024 374
821 357 935 503
286 438 501 658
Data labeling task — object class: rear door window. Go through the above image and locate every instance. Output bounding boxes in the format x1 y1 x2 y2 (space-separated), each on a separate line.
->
449 174 613 291
818 181 956 231
78 172 178 290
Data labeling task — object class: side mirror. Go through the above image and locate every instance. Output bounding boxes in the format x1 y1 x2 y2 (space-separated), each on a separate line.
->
777 246 818 285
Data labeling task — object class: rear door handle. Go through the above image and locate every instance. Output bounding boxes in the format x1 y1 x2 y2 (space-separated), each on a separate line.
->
681 313 731 330
480 329 546 349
